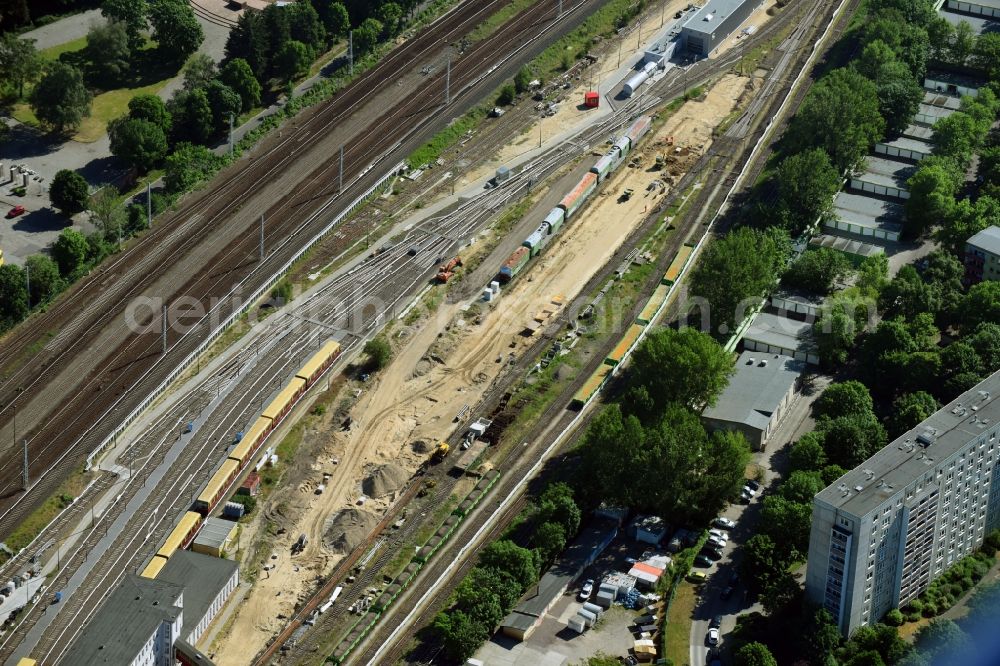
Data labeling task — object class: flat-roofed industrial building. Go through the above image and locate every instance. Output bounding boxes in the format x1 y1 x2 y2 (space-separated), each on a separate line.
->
680 0 763 57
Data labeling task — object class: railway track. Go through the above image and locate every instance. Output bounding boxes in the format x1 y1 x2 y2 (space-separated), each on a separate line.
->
0 0 593 548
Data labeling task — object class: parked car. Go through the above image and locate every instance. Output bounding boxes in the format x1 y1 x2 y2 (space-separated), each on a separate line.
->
707 535 727 549
687 571 708 583
713 517 736 530
709 615 722 629
694 554 714 568
708 528 727 539
578 578 594 601
707 627 720 646
745 479 761 492
729 571 739 586
740 488 754 502
5 205 25 219
720 585 734 600
701 546 723 561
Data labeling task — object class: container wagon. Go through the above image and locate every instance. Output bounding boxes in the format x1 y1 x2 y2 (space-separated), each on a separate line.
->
499 246 530 282
662 243 695 285
614 136 632 160
637 284 671 325
544 207 565 235
157 511 203 560
571 364 613 408
194 459 240 514
624 116 653 147
605 323 646 366
558 172 598 220
228 415 273 468
590 154 616 182
522 229 549 256
261 377 306 422
295 339 342 386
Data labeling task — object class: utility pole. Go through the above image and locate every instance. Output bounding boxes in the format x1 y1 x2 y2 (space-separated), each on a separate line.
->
558 0 562 18
229 113 234 158
162 304 168 354
661 0 665 27
24 262 29 309
21 439 28 490
445 58 451 105
259 214 265 260
348 31 354 76
618 38 623 68
339 146 344 193
637 19 642 50
146 182 152 228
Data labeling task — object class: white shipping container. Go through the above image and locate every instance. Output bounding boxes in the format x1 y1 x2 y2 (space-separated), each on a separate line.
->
577 608 598 626
582 601 604 616
567 615 587 634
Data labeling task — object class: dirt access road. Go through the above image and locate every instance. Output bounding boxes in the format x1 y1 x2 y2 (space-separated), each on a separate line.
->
207 68 754 663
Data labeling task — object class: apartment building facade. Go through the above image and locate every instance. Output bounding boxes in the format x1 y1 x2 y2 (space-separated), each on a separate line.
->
805 373 1000 635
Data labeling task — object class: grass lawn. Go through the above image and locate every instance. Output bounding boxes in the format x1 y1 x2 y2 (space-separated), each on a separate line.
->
75 80 171 142
38 35 87 62
665 581 697 665
4 470 91 555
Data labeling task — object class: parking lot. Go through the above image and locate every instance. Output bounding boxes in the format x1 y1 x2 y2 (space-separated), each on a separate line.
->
0 167 92 265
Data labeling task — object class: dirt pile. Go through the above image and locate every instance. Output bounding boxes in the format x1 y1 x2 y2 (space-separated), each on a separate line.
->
324 508 378 554
361 463 411 498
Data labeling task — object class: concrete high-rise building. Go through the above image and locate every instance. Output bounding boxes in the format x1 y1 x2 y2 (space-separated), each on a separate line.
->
805 373 1000 636
964 225 1000 286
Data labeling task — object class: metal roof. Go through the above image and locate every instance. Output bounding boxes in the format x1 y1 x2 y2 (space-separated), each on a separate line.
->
193 517 237 551
923 91 962 110
62 575 183 665
832 191 904 232
816 372 1000 518
941 6 1000 33
682 0 755 35
703 351 804 432
878 135 933 155
809 234 886 258
924 70 984 90
901 124 934 142
966 225 1000 256
743 312 818 355
158 550 238 642
853 157 916 191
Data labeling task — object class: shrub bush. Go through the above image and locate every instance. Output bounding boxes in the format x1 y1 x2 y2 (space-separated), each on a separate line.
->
884 609 904 626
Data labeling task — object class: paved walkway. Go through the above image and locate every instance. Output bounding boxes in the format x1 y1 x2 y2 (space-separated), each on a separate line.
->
21 10 104 50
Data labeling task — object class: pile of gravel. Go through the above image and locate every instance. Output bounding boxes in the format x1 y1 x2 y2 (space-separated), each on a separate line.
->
362 463 410 498
325 508 378 554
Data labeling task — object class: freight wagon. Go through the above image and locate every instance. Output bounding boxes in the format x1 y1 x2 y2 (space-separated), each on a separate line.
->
637 284 671 325
544 207 565 235
624 116 653 147
662 243 695 285
572 364 613 408
558 172 598 220
522 228 549 256
499 246 530 282
606 323 646 366
590 154 616 182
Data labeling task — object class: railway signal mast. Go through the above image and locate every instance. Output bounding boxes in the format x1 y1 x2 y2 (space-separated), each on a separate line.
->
339 146 344 193
445 58 451 105
349 31 354 75
21 440 28 490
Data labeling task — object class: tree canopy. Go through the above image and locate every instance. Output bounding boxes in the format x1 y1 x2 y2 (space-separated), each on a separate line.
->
783 247 853 295
30 62 92 133
49 169 90 215
148 0 204 62
626 327 733 413
108 118 168 173
0 34 42 99
774 148 842 234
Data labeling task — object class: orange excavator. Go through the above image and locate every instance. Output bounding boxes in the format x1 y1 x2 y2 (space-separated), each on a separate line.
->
436 256 463 283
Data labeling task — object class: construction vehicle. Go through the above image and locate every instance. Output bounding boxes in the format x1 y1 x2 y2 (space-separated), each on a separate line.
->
619 188 634 203
436 256 463 283
431 441 450 462
291 533 308 554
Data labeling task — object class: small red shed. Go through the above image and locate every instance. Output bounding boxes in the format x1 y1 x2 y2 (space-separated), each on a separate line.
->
584 91 600 108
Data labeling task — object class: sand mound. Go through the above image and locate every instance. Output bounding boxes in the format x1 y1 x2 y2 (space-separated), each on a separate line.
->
324 508 378 554
362 463 410 499
411 440 430 454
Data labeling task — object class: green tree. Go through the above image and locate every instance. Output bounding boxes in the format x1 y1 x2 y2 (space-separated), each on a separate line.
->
905 158 961 237
873 61 924 136
205 80 242 133
932 111 984 164
377 2 402 36
971 33 1000 79
880 265 942 320
225 12 269 80
354 17 383 55
315 0 350 38
938 195 1000 256
24 254 63 305
496 84 516 106
815 381 874 421
167 88 213 145
87 185 127 241
806 608 842 664
148 0 204 62
273 40 313 81
857 253 890 297
914 619 967 661
29 62 92 133
535 483 580 537
49 169 90 215
478 540 538 592
774 149 841 234
432 610 488 663
780 470 826 503
861 18 930 80
734 641 778 666
0 34 42 99
220 58 261 112
51 228 90 276
947 20 975 64
514 65 532 94
784 247 852 295
363 337 392 370
760 495 812 556
86 21 132 85
108 118 168 173
814 290 873 365
531 521 566 562
463 566 522 611
789 431 827 472
957 281 1000 334
0 0 28 29
820 412 888 468
289 2 326 49
690 226 790 334
741 535 792 594
101 0 149 50
889 391 938 436
127 94 172 135
0 264 29 330
868 0 937 26
181 53 217 92
163 142 224 193
627 327 733 412
967 323 1000 372
787 67 885 170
